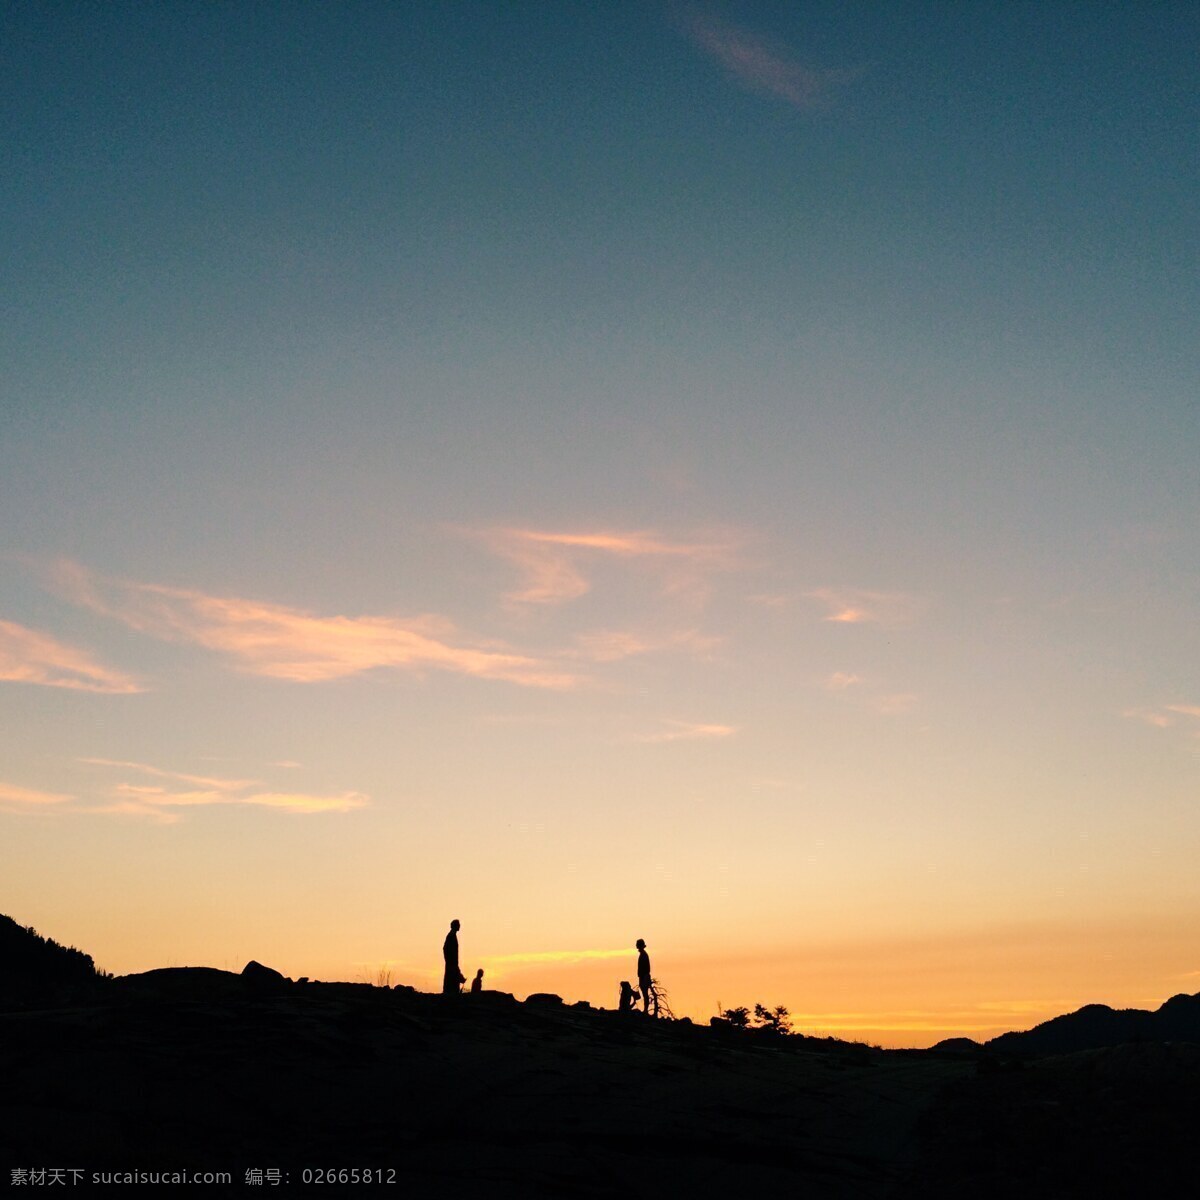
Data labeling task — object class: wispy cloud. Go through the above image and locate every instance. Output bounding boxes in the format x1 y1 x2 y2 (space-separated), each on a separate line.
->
48 560 575 690
676 6 859 111
825 671 861 690
805 588 922 626
972 998 1082 1016
83 758 367 822
822 672 917 717
0 780 73 812
635 720 737 744
570 628 721 663
1123 707 1174 728
0 618 141 694
81 758 256 792
479 526 740 608
1124 704 1200 731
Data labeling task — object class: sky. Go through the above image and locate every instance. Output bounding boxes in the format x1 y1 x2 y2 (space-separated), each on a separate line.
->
2 1 1198 1047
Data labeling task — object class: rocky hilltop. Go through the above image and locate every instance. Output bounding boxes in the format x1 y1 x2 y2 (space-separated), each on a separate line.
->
4 920 1198 1197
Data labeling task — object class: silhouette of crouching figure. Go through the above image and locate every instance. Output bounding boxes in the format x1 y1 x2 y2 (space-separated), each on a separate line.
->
470 968 484 994
618 980 639 1014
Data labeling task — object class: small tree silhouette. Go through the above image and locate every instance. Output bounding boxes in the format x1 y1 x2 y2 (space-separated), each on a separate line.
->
753 1003 792 1035
718 1002 792 1034
648 978 675 1020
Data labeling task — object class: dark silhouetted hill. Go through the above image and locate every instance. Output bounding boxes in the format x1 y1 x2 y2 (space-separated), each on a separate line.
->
930 1036 982 1053
0 914 105 1009
5 919 1198 1196
2 969 965 1198
896 1041 1200 1198
986 992 1200 1057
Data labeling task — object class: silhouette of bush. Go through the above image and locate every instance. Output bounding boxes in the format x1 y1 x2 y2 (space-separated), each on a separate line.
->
718 1002 793 1035
754 1004 792 1036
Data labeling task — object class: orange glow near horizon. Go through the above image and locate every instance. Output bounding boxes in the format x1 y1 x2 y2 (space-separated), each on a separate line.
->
13 876 1197 1049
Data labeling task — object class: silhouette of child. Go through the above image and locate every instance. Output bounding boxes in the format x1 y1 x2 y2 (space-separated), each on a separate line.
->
618 980 638 1014
470 968 484 994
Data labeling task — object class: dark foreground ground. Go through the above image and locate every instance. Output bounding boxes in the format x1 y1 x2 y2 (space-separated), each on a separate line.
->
2 973 1196 1197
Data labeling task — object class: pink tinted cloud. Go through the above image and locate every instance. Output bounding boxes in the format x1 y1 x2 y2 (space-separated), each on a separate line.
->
480 527 739 607
0 780 73 811
81 757 256 792
85 759 368 821
1124 704 1200 730
571 627 721 663
634 720 737 744
0 618 141 694
49 561 575 689
103 788 367 815
805 588 922 626
825 671 861 690
677 6 859 111
1123 708 1174 728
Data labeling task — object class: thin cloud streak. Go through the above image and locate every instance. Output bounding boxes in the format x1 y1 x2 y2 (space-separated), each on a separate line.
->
677 6 859 111
570 628 721 663
635 720 737 744
232 791 367 814
822 672 916 716
1124 704 1200 729
480 526 740 607
99 785 368 818
84 759 369 820
49 560 575 690
0 618 142 694
0 780 73 811
805 588 922 626
81 758 257 792
481 948 630 968
1123 707 1174 728
825 672 861 690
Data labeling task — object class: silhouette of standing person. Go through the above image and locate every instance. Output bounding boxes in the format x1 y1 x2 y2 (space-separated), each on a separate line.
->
470 968 484 994
443 919 465 996
636 938 654 1015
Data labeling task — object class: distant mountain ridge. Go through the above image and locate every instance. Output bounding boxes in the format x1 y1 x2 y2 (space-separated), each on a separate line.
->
931 992 1200 1056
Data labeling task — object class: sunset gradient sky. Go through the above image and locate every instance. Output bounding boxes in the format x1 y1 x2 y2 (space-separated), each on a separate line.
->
3 2 1198 1046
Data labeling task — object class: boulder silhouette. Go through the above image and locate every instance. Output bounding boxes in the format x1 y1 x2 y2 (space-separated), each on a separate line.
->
241 960 289 992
